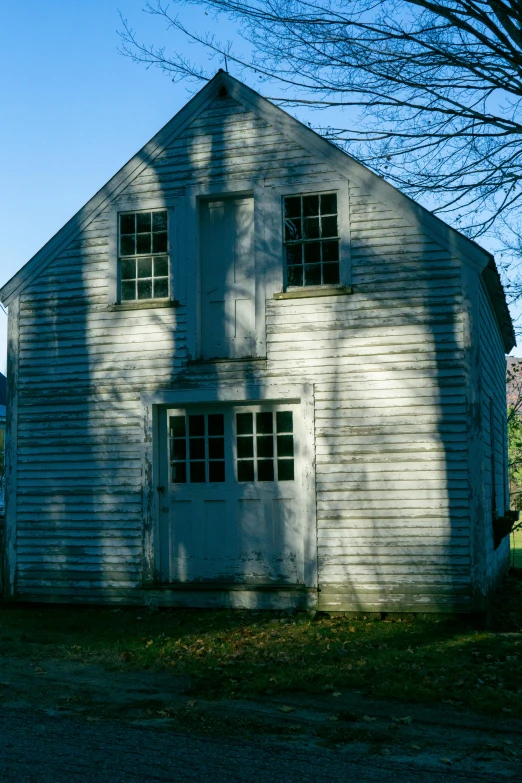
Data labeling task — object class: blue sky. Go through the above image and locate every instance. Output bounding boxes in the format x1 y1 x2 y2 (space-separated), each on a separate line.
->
0 0 519 373
0 0 223 372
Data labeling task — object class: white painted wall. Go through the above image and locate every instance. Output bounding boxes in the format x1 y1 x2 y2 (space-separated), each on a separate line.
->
5 89 507 611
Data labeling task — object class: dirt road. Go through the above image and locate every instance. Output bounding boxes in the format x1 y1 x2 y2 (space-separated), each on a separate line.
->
0 655 520 781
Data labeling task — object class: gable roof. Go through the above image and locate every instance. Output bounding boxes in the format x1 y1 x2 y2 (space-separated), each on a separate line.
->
0 71 515 351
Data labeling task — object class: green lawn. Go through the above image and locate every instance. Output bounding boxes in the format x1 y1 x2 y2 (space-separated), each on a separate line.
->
511 528 522 568
1 575 522 717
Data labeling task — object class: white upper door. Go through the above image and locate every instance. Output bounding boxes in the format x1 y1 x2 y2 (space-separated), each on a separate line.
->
158 404 305 585
200 197 255 359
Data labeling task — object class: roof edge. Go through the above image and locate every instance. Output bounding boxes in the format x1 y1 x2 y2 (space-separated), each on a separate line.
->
482 260 516 353
0 72 227 306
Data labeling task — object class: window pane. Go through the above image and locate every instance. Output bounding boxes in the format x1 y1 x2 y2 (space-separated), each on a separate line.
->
120 213 135 234
153 211 168 231
238 460 254 482
276 411 293 433
137 257 152 278
189 438 205 459
171 438 186 460
152 232 168 253
137 280 152 299
258 460 274 481
120 235 135 256
278 459 294 481
171 462 187 483
208 414 224 436
190 462 206 483
287 265 303 287
237 436 254 458
209 461 225 482
303 194 319 216
137 233 152 254
154 256 168 277
321 215 338 238
320 193 337 215
284 218 301 242
277 434 294 457
304 242 321 264
323 263 340 285
257 435 273 458
153 278 169 298
121 281 136 301
121 259 136 280
208 438 225 459
304 217 320 239
322 240 339 262
284 197 301 218
170 416 186 437
189 415 205 436
256 412 273 434
236 413 253 435
304 264 321 286
136 212 152 232
286 245 302 266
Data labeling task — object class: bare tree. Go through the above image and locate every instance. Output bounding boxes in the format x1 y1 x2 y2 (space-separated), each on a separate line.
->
120 0 522 293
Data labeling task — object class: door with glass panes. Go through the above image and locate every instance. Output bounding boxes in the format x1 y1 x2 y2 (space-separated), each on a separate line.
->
158 404 304 584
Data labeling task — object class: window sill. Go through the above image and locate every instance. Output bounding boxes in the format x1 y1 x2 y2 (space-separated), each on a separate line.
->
107 299 181 311
273 285 353 300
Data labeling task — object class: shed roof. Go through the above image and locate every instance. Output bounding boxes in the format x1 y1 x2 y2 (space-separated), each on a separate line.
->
0 71 515 351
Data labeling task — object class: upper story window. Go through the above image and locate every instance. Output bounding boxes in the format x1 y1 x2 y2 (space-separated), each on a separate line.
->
283 193 339 287
119 210 169 301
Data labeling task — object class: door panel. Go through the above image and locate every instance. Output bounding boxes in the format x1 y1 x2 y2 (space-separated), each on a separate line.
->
200 197 255 359
159 405 305 585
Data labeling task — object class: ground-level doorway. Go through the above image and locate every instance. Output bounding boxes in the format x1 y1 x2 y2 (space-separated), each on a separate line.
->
157 402 308 586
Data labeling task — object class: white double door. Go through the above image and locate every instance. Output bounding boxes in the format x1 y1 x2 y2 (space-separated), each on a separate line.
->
158 404 305 585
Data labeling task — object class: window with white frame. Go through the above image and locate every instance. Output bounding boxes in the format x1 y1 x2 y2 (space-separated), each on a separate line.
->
119 210 169 301
283 193 339 287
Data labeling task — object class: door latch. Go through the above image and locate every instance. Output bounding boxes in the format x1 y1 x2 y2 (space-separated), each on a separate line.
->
157 486 166 494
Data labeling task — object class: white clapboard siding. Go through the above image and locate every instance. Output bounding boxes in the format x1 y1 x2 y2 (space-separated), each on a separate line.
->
478 282 510 589
9 86 507 612
264 178 470 611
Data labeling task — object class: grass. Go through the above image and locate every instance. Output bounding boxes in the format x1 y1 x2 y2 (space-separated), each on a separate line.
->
511 527 522 569
1 576 522 717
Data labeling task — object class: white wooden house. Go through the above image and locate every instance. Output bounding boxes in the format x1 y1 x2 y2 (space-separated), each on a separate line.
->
0 72 515 613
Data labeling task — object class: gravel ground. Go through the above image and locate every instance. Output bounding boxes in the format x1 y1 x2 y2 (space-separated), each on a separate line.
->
0 708 511 783
0 655 520 782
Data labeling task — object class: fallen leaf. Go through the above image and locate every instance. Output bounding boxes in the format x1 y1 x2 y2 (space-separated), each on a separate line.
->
362 715 376 722
332 692 341 697
186 700 196 707
278 705 295 713
411 744 421 751
440 758 452 765
393 715 413 725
